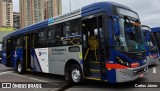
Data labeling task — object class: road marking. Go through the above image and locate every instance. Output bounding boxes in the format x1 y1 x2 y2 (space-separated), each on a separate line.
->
9 73 58 85
153 67 156 73
0 71 13 76
0 71 59 86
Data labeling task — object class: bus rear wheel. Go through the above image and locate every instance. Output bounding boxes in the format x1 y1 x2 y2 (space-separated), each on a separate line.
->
69 64 83 84
17 61 24 74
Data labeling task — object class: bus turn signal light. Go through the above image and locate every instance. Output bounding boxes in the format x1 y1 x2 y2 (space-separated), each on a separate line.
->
131 63 140 68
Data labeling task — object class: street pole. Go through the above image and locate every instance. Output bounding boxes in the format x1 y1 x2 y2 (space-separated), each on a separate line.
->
69 0 71 11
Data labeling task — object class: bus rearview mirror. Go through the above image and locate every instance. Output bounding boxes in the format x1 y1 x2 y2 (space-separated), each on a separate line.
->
112 16 120 36
114 21 120 36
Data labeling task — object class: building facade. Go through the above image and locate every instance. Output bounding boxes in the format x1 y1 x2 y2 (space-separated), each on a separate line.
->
13 12 20 29
48 0 62 18
0 0 13 27
20 0 62 28
20 0 45 28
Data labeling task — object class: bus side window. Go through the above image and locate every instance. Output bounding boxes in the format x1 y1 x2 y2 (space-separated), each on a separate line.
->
48 25 56 47
16 37 23 48
63 19 80 37
35 28 48 48
55 24 63 46
63 22 70 37
62 19 81 46
2 40 7 50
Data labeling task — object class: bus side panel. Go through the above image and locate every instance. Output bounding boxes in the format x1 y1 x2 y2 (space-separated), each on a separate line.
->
1 51 7 66
30 48 43 72
106 69 116 82
12 48 24 69
11 50 16 68
34 48 48 73
48 46 83 75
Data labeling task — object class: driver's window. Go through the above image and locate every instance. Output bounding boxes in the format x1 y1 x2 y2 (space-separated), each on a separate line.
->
114 18 127 50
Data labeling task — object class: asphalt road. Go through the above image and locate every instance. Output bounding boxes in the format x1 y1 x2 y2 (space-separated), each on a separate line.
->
0 64 67 91
0 62 160 91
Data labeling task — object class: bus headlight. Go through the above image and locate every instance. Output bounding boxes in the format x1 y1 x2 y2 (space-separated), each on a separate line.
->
115 57 131 67
143 59 147 64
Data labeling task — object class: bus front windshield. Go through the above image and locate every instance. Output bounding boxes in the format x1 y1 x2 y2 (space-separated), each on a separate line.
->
115 17 145 52
143 29 158 53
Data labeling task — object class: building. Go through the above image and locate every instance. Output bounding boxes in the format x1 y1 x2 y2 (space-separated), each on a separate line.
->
20 0 45 28
20 0 62 28
13 12 20 29
0 0 13 27
0 0 14 42
48 0 62 18
19 0 27 28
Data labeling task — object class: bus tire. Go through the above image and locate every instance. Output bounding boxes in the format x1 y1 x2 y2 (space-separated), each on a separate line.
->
69 64 83 84
17 61 25 74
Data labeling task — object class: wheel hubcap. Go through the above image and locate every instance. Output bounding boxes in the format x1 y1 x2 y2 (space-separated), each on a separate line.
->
72 68 81 82
18 63 22 72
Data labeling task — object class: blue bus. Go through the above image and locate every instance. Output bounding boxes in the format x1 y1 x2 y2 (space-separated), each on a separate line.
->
142 25 159 65
0 42 2 61
152 27 160 52
1 2 148 83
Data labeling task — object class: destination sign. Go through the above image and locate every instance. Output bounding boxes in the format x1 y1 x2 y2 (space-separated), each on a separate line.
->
48 9 81 24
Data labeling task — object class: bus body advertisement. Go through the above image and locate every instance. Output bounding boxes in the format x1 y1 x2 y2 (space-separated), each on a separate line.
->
1 2 148 83
142 25 159 65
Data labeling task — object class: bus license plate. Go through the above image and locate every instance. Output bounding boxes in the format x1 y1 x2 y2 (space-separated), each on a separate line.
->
140 74 144 78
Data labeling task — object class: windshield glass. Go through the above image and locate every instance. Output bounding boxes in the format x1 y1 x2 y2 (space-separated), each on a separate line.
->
155 33 160 43
117 7 139 19
114 17 145 52
142 27 158 53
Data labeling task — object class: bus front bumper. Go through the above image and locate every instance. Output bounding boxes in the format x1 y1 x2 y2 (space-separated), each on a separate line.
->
116 64 148 82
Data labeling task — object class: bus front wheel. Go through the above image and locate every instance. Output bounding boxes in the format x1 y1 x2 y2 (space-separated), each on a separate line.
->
69 64 83 84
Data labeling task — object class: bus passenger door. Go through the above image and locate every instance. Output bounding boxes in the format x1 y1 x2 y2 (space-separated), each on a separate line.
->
6 39 13 67
82 14 106 80
24 35 31 69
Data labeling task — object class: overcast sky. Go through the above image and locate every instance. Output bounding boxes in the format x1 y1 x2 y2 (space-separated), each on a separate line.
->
13 0 160 27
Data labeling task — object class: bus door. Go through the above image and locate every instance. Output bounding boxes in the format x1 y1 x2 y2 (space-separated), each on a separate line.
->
24 35 31 69
6 39 13 67
82 13 106 80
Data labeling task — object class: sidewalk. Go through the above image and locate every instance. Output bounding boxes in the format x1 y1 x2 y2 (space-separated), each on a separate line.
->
0 64 13 72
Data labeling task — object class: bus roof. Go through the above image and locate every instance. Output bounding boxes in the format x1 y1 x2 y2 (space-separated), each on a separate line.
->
151 27 160 33
3 20 48 39
141 25 152 32
3 2 134 40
